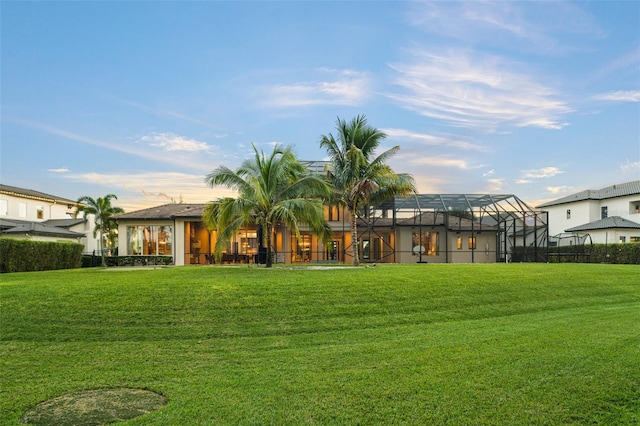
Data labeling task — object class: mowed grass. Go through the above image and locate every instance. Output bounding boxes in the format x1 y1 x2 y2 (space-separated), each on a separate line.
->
1 264 639 425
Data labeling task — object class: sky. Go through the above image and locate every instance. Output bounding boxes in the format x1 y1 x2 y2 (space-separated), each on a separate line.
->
1 1 639 213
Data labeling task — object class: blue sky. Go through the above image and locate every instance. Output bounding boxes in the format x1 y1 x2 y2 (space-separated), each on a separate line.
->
2 1 639 212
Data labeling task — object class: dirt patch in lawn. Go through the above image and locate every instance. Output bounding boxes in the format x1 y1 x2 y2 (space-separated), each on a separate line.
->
22 388 166 425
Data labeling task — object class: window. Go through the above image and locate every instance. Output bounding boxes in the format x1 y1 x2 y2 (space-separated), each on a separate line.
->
630 202 640 214
36 206 44 220
127 225 172 255
601 206 608 219
325 205 340 221
631 237 640 243
468 237 477 250
566 209 571 219
0 199 7 216
619 236 626 243
457 236 462 250
412 231 439 256
18 202 27 218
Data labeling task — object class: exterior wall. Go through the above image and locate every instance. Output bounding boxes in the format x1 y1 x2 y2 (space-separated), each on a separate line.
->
546 200 597 236
0 192 76 222
544 193 640 243
117 220 176 263
0 190 101 250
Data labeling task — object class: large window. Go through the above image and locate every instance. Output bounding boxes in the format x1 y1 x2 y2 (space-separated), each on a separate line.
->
412 231 439 256
0 199 7 216
127 225 172 256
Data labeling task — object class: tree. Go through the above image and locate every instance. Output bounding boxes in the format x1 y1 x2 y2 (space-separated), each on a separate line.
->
320 115 415 266
203 143 332 268
76 194 124 265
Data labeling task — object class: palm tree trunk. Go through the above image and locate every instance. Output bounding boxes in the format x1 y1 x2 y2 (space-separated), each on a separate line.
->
350 210 359 267
99 230 106 267
265 223 273 268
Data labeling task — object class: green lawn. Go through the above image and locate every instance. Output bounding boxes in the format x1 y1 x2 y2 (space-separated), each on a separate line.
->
1 264 639 425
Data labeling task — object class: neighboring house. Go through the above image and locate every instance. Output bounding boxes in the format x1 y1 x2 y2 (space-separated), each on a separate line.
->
114 193 547 265
538 180 640 244
0 184 99 252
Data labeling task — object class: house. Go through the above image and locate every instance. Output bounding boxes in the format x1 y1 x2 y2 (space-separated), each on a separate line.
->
538 180 640 244
0 184 99 252
114 193 547 265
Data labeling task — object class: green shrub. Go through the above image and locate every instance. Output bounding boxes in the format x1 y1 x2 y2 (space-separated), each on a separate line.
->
104 255 173 267
0 238 84 273
544 242 640 264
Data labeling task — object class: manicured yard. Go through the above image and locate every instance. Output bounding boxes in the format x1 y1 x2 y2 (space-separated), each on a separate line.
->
1 264 639 425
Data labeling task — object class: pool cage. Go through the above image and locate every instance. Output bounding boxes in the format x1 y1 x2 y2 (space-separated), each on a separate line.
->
547 232 593 263
360 194 549 263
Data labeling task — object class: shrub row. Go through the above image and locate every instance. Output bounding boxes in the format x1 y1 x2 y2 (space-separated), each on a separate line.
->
533 243 640 264
0 238 84 273
107 255 173 267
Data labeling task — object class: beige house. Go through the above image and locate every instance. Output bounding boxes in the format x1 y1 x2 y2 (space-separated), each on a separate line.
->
114 193 546 265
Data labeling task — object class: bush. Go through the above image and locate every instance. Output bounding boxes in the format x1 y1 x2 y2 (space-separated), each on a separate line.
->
105 256 173 267
0 238 84 273
543 243 640 264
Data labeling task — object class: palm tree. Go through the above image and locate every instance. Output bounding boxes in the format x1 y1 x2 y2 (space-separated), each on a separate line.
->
203 143 332 268
76 194 125 265
320 115 415 266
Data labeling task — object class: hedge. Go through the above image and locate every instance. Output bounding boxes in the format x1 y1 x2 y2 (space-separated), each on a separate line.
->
0 238 84 273
512 243 640 264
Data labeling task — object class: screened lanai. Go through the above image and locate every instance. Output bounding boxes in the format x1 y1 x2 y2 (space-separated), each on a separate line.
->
359 194 549 263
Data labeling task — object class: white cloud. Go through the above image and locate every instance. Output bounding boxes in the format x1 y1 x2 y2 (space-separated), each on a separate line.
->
521 167 564 179
484 178 505 192
140 132 209 152
63 171 237 212
389 49 572 131
409 156 473 170
48 168 69 173
482 169 495 178
546 185 573 194
621 160 640 173
516 179 532 184
262 69 370 107
593 90 640 102
382 128 486 151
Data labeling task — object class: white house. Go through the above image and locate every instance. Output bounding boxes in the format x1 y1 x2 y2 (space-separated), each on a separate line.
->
538 180 640 244
0 184 100 252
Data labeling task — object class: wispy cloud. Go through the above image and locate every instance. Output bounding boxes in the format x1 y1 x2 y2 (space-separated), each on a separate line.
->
521 167 564 179
593 90 640 102
62 171 236 211
389 49 571 131
546 185 573 195
111 96 221 130
47 168 69 173
261 69 370 107
407 2 603 55
482 169 495 178
621 160 640 173
6 116 215 172
140 132 210 152
484 178 505 192
409 155 475 170
382 128 486 151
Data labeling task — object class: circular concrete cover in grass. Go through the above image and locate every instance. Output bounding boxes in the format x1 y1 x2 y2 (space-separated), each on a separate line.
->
22 387 166 425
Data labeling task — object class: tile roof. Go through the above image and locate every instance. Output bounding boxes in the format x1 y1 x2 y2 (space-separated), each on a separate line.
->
538 180 640 208
0 183 79 205
113 203 206 220
565 216 640 232
0 219 85 238
43 218 86 228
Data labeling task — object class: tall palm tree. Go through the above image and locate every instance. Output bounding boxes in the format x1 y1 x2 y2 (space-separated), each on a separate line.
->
320 115 415 266
203 143 332 268
76 194 124 265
